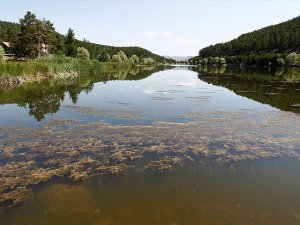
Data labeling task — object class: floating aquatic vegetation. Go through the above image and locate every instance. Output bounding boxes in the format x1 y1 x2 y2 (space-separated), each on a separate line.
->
142 156 183 172
106 100 134 106
151 96 174 101
64 105 144 118
0 110 299 207
156 89 187 94
185 96 211 105
195 91 216 94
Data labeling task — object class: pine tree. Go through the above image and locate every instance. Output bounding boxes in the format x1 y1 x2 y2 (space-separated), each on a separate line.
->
65 28 76 57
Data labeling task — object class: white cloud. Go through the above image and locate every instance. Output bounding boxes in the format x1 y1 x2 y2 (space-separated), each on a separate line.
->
163 31 174 37
173 39 199 47
171 81 197 87
118 33 127 37
170 78 197 87
142 30 174 39
143 86 170 95
143 86 156 94
142 30 161 38
170 39 202 55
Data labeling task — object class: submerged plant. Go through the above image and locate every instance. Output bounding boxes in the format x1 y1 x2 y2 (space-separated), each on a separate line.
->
0 109 299 207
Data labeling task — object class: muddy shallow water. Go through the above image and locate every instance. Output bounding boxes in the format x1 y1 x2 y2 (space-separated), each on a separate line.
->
0 66 300 225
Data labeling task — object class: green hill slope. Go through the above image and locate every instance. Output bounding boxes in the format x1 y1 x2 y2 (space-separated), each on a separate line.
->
0 20 173 63
199 16 300 57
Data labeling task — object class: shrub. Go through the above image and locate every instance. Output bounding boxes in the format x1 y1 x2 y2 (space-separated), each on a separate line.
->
97 52 111 62
117 51 128 61
76 47 90 60
277 58 286 66
219 57 227 65
111 54 122 62
208 57 214 64
143 57 156 65
105 53 111 62
213 57 219 64
130 55 139 64
285 52 300 66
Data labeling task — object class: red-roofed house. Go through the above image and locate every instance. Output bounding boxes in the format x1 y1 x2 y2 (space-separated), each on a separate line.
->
1 42 15 56
1 42 11 52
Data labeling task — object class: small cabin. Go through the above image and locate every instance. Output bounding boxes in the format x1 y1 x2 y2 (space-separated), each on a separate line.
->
36 43 51 54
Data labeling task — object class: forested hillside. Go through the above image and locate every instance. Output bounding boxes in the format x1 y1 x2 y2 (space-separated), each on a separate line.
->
199 16 300 57
0 20 173 63
0 21 19 32
74 39 170 62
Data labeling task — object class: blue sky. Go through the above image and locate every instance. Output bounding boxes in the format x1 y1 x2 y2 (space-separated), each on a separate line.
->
1 0 300 56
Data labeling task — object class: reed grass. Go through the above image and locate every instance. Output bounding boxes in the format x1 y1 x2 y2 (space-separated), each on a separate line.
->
0 55 137 77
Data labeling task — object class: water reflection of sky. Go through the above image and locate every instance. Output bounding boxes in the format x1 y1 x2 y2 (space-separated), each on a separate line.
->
1 67 300 225
0 68 276 127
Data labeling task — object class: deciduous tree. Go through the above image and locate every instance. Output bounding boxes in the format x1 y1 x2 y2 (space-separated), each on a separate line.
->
76 47 90 60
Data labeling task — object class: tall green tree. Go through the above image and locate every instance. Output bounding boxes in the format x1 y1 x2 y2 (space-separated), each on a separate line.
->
65 28 76 57
17 11 39 57
36 18 56 56
5 24 20 54
53 33 65 55
16 11 55 58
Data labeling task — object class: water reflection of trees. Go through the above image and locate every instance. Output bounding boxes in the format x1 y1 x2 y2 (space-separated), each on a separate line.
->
193 66 300 82
193 66 300 113
0 66 166 121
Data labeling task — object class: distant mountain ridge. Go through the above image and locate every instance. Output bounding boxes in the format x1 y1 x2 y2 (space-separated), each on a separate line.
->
164 56 193 61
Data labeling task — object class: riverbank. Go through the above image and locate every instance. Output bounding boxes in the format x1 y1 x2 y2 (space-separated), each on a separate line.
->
0 55 142 86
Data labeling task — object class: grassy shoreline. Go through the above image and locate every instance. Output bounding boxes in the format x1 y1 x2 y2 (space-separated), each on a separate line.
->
0 55 142 86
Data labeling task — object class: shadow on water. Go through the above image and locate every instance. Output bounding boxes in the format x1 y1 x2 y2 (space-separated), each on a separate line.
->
192 66 300 113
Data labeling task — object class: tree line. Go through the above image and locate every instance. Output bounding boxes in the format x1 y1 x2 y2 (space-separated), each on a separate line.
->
0 12 174 63
199 15 300 57
189 52 300 67
190 15 300 67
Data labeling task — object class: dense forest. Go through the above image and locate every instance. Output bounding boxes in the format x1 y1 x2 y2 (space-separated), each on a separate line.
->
0 13 174 63
189 15 300 67
199 16 300 57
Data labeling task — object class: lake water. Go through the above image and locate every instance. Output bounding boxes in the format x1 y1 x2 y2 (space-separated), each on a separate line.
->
0 66 300 225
